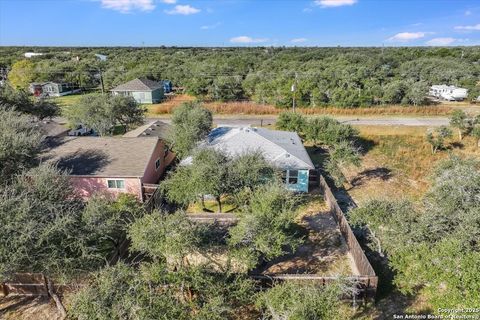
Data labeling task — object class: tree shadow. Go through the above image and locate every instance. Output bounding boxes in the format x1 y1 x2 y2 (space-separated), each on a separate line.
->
449 141 464 150
351 167 392 188
356 136 377 156
56 150 111 175
0 296 55 318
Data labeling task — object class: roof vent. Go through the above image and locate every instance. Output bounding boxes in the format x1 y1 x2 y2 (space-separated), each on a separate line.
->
286 153 291 158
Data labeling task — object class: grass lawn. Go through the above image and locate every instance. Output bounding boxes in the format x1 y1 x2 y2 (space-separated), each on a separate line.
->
54 92 97 108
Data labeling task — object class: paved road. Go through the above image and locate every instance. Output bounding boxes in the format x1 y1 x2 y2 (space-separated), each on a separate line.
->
153 116 450 127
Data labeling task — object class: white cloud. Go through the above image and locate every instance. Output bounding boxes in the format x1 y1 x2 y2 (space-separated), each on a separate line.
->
426 37 456 46
162 0 177 3
201 22 221 30
314 0 357 8
291 38 308 43
230 36 268 44
465 10 472 16
387 32 428 42
454 24 480 31
100 0 155 13
165 5 200 15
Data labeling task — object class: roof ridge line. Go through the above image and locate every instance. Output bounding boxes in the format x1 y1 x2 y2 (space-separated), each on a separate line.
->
252 128 314 169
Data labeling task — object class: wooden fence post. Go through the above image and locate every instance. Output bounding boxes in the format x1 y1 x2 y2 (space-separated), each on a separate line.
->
1 283 8 296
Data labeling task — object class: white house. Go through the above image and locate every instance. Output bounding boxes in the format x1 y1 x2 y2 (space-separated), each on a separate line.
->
24 52 44 58
429 85 468 101
182 127 315 192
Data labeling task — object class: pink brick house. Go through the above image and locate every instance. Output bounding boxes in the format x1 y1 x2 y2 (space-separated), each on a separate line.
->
44 136 175 201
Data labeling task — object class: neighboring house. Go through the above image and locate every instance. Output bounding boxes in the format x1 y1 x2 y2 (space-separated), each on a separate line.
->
29 83 44 96
111 78 164 104
184 127 315 192
94 53 108 61
43 137 174 201
122 120 171 140
123 119 175 169
29 82 80 97
24 52 44 58
429 85 468 101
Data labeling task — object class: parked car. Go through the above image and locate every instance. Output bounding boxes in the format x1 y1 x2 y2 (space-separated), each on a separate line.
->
68 125 93 136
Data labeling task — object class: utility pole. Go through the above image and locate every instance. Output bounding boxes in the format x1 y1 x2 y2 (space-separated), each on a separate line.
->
291 71 298 112
99 69 105 94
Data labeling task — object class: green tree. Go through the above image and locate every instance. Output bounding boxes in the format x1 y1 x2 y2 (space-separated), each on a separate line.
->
110 95 145 133
66 94 145 136
276 112 306 133
228 183 303 269
65 94 114 136
425 126 453 154
325 140 361 187
7 59 36 90
82 193 146 260
0 108 43 181
449 109 470 140
349 157 480 309
128 211 199 267
162 150 275 213
0 86 60 120
169 102 213 158
69 262 256 320
256 281 352 320
404 81 428 106
228 150 276 193
472 125 480 148
304 117 358 147
0 165 102 315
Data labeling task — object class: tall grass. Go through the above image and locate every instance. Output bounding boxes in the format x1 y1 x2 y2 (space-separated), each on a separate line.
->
150 98 453 116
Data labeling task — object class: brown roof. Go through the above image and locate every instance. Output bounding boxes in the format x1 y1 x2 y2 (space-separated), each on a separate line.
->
111 78 163 92
122 120 171 139
42 137 159 177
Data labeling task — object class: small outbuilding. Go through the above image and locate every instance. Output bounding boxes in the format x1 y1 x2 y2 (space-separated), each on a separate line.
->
111 78 164 104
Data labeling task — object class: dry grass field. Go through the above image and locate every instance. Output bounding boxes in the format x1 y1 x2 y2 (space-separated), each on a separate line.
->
344 125 480 204
148 95 456 117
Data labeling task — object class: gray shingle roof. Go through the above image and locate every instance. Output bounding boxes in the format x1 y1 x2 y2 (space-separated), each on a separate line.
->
42 137 159 177
185 127 314 170
111 78 163 92
123 120 171 140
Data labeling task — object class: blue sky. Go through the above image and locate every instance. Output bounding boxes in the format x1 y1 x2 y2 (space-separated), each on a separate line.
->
0 0 479 47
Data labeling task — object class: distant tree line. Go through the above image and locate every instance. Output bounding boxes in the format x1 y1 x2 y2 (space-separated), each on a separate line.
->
2 46 479 107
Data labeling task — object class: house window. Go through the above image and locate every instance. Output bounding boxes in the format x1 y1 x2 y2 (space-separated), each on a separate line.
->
107 179 125 189
138 92 145 100
155 158 161 171
281 170 287 183
288 170 298 185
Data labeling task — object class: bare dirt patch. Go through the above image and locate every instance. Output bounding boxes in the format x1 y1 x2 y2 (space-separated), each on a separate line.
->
0 296 61 320
259 197 357 276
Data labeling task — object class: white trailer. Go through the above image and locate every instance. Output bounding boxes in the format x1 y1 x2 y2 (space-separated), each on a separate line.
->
429 85 468 101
